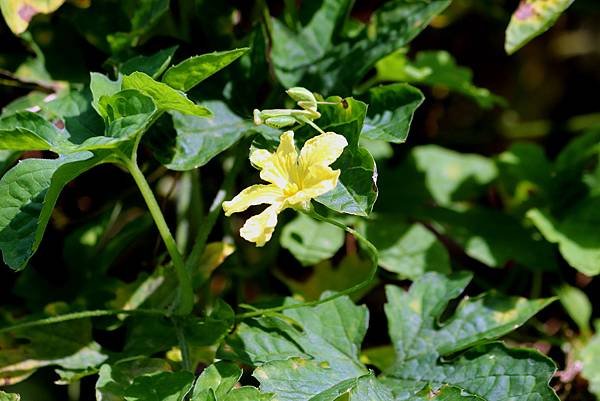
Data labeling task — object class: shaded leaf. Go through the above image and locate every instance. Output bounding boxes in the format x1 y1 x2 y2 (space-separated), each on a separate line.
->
0 151 104 270
149 101 248 171
280 213 345 266
121 46 178 78
124 371 195 401
0 316 107 386
375 50 504 108
277 253 377 301
581 327 600 399
528 202 600 276
556 285 592 336
364 218 450 279
162 48 249 92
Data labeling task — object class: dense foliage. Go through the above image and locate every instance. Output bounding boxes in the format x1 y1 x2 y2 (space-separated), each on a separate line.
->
0 0 599 400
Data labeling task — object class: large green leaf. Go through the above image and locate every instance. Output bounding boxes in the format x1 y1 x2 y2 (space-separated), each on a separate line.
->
122 72 212 117
0 151 19 175
380 272 557 401
0 151 103 270
364 217 450 279
148 101 249 171
0 315 107 386
223 273 554 401
505 0 575 54
362 84 424 143
0 112 73 152
528 200 600 276
270 0 451 92
314 97 378 216
374 50 503 108
280 213 345 266
162 48 249 92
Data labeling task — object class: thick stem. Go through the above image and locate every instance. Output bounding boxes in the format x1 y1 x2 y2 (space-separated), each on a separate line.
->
127 160 194 316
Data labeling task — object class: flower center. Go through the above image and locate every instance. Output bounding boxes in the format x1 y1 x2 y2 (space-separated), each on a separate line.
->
283 182 300 196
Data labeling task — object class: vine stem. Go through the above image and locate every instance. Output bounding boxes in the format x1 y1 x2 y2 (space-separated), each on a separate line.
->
0 309 166 334
126 160 194 316
235 209 378 321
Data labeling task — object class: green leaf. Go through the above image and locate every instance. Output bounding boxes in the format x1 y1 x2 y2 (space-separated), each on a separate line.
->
528 202 600 276
225 273 554 401
381 273 558 401
106 0 170 54
375 50 504 108
0 150 19 175
412 145 498 206
364 218 450 279
381 344 558 401
362 84 424 143
90 72 123 117
162 48 249 92
95 359 182 401
121 46 178 78
0 151 103 270
0 0 65 34
555 284 592 335
280 213 345 266
505 0 575 54
191 362 241 401
148 101 249 171
270 0 451 92
581 328 600 399
0 316 107 386
0 111 73 152
0 391 20 401
314 97 378 216
428 207 557 270
124 371 195 401
122 72 212 117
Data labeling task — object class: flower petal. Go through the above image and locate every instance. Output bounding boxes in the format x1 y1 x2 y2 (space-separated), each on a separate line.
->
259 131 298 188
249 148 272 169
222 184 284 216
286 165 340 206
299 131 347 168
239 204 282 246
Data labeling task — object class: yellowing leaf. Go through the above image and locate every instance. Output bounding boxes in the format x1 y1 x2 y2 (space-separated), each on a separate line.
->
0 0 65 35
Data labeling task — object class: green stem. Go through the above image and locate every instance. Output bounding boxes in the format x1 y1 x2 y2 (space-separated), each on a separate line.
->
185 143 246 275
173 318 192 372
236 209 378 321
0 309 166 334
126 160 194 316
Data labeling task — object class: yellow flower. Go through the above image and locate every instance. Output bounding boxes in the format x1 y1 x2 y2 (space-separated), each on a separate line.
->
223 130 347 246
